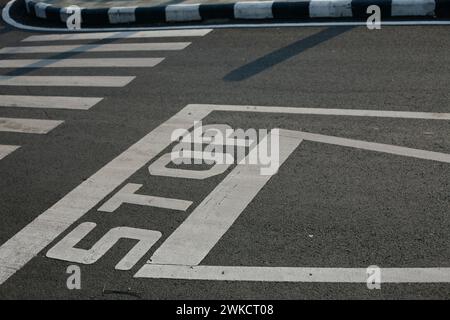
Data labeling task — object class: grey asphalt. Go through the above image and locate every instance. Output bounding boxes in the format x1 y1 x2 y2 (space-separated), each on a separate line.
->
0 7 449 299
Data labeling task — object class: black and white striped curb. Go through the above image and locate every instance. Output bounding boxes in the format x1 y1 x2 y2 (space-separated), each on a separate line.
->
25 0 450 26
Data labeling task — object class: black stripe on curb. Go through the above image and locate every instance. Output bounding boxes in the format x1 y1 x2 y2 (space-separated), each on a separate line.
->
80 8 109 26
199 4 235 20
435 0 450 18
45 5 62 22
352 0 391 19
135 6 166 23
272 1 309 19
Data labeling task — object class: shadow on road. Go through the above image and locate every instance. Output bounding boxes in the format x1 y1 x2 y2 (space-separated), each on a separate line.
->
224 26 354 82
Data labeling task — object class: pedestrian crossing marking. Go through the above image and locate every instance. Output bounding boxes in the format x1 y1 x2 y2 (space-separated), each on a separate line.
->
22 29 212 42
0 117 63 134
0 144 19 160
0 76 136 87
0 95 103 110
0 43 191 54
0 58 164 68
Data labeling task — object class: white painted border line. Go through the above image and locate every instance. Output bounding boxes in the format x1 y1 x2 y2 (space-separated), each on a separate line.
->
0 117 63 134
0 103 449 286
0 145 19 160
135 265 450 283
22 29 212 42
0 43 191 54
0 95 103 110
194 104 450 120
0 58 164 68
0 76 135 87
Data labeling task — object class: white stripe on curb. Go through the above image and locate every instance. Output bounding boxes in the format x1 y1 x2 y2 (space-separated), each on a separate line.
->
108 6 137 24
391 0 435 16
309 0 353 18
0 117 63 134
34 2 50 19
0 95 103 110
234 1 274 19
166 4 201 22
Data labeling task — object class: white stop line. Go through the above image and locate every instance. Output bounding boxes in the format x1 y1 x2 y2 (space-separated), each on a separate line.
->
0 104 449 285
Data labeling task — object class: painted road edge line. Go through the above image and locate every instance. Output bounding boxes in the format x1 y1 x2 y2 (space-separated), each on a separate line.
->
0 95 103 110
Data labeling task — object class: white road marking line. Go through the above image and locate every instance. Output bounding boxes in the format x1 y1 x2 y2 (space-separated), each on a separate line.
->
0 43 191 54
0 58 164 68
0 117 63 134
98 183 192 212
0 76 135 87
149 131 302 266
0 145 19 160
0 95 103 110
0 104 449 285
22 29 212 42
284 130 450 163
134 265 450 283
198 104 450 120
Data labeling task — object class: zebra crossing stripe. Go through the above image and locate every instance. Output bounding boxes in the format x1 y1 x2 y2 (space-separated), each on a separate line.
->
0 117 63 134
0 95 103 110
22 29 212 42
0 76 135 87
0 145 19 160
0 58 164 68
0 43 191 54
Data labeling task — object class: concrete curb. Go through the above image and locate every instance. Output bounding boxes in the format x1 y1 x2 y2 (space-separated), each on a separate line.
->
24 0 450 27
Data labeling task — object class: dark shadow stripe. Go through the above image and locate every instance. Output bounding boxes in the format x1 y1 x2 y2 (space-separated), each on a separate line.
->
224 26 353 82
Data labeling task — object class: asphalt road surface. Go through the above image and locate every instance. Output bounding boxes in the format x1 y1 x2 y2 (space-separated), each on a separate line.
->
0 5 449 299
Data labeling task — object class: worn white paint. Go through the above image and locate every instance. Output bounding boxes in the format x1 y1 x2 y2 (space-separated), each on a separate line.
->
34 2 50 19
0 117 63 134
0 76 135 87
0 95 103 110
166 4 201 22
22 29 212 42
46 222 161 270
234 1 274 19
0 145 19 160
98 183 192 212
0 43 190 54
0 58 164 68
